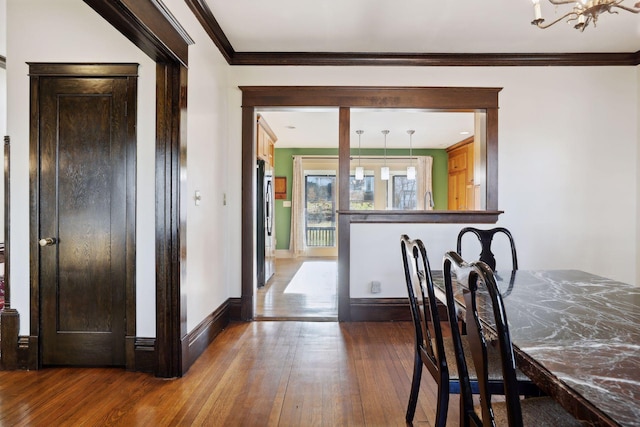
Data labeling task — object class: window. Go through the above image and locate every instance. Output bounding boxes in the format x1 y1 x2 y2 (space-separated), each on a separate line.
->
391 175 417 209
349 174 375 210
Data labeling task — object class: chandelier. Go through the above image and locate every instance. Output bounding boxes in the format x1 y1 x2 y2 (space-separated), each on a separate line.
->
531 0 640 31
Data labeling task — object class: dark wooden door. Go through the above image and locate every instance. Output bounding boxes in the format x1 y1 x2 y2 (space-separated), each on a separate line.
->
38 76 129 366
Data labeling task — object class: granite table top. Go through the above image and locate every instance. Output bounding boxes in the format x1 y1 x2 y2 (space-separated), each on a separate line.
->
434 269 639 427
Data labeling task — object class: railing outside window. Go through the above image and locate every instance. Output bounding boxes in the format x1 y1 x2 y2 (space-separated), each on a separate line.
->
306 226 336 247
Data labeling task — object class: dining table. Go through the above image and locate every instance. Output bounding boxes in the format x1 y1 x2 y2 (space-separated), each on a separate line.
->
432 269 640 427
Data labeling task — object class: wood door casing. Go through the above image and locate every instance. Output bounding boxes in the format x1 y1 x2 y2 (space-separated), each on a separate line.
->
29 64 137 367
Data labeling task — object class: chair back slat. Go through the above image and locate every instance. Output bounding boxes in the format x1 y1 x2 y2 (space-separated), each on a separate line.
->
463 261 524 427
400 235 447 380
443 251 483 427
456 227 518 271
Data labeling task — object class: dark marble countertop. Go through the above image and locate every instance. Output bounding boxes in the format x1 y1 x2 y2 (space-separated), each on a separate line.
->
434 269 640 426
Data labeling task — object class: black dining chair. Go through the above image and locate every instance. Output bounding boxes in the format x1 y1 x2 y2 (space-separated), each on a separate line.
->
401 234 451 425
457 260 585 427
441 252 542 424
400 236 539 426
456 227 518 271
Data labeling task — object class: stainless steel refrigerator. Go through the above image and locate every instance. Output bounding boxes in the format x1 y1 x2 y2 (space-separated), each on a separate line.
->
257 159 275 287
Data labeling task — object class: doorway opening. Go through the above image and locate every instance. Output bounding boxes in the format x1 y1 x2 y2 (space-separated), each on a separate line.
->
254 108 340 320
256 152 340 320
256 257 338 320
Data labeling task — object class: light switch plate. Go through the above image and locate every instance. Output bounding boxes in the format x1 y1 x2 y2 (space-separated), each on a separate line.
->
371 281 381 293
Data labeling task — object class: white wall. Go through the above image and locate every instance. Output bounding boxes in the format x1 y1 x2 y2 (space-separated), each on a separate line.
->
7 0 157 336
164 0 231 332
0 0 6 138
228 65 638 298
0 0 6 242
0 0 5 56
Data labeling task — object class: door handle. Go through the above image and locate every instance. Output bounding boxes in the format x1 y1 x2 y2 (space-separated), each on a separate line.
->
266 180 273 236
39 237 57 247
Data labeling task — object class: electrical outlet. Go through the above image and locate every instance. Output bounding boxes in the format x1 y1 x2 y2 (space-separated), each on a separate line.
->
371 281 381 294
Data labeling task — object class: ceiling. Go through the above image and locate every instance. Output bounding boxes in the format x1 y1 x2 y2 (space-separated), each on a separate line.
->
204 0 640 55
198 0 639 148
257 108 475 149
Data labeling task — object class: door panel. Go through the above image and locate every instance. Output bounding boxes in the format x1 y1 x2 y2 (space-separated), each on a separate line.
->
39 77 127 366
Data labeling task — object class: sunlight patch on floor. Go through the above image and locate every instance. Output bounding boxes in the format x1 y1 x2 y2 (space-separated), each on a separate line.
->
283 261 337 296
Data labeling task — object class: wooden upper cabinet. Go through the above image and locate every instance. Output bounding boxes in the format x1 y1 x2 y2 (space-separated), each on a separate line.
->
447 137 477 210
257 114 277 166
448 148 468 172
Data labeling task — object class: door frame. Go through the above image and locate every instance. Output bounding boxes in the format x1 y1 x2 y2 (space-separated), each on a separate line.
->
28 63 138 369
83 0 192 378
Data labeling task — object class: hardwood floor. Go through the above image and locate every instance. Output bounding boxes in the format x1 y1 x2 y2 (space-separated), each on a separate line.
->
256 257 338 320
0 321 461 426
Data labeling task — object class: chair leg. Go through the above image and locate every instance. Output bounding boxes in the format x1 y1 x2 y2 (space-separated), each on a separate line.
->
406 351 422 422
458 390 468 427
434 382 449 427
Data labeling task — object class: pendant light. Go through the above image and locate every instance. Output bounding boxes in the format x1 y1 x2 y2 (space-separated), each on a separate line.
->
355 130 364 180
380 130 390 180
407 130 416 180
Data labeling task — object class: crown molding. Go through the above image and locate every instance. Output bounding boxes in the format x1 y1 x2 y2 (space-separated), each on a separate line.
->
184 0 234 63
230 51 639 67
185 1 640 67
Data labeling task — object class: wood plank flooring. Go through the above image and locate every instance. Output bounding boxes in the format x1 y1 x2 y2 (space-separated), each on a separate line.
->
0 321 461 426
256 257 338 320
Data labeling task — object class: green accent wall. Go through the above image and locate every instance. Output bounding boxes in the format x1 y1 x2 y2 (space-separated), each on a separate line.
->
273 147 448 250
